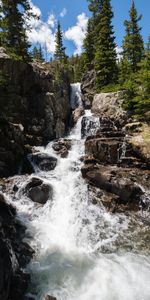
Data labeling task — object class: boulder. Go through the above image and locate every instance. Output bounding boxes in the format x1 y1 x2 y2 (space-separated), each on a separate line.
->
52 139 71 158
85 137 122 164
25 177 53 204
44 296 57 300
82 165 143 205
92 91 127 125
29 153 57 171
72 107 84 124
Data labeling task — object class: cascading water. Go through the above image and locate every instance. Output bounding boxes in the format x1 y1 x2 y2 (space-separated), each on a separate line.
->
8 83 150 300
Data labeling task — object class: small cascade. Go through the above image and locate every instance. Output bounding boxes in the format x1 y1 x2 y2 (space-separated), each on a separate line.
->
81 115 101 138
70 83 83 109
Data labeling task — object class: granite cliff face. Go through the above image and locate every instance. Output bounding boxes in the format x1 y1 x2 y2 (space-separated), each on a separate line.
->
0 48 71 177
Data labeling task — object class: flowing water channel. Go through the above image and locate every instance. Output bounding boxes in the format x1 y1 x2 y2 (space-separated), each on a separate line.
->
7 84 150 300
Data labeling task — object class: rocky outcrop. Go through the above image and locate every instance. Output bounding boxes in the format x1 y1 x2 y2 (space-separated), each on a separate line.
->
0 193 34 300
0 48 70 177
81 70 96 108
92 91 127 125
81 91 150 212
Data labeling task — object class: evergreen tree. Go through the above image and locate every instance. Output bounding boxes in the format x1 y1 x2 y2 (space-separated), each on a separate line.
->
132 36 150 117
0 0 34 60
83 19 95 69
94 0 118 90
122 0 144 72
88 0 103 17
32 44 44 61
54 21 67 62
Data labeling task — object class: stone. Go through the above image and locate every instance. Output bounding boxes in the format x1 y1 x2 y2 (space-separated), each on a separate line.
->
85 137 122 164
52 139 71 158
81 69 96 108
91 91 127 125
29 153 57 171
25 177 53 204
72 107 84 124
0 192 33 300
124 122 143 132
0 47 10 59
44 296 57 300
83 165 144 206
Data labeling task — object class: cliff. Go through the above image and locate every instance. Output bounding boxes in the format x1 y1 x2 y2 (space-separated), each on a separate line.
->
0 48 71 177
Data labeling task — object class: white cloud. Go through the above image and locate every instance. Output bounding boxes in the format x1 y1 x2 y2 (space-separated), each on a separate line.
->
65 13 88 55
116 46 122 60
47 14 56 28
27 2 56 54
60 8 67 18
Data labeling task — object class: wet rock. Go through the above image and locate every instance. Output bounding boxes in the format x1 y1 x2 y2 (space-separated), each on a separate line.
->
25 177 53 204
16 242 34 268
0 192 33 300
81 115 101 138
72 107 84 124
81 69 96 108
52 139 71 158
83 165 144 208
10 271 30 300
29 153 57 171
44 296 57 300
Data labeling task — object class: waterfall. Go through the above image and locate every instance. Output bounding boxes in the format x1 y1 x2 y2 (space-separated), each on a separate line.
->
8 84 150 300
70 83 83 109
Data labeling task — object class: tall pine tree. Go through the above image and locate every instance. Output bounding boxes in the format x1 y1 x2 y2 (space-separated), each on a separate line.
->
0 0 34 60
54 21 67 62
83 19 95 69
122 0 144 72
83 0 103 69
94 0 118 90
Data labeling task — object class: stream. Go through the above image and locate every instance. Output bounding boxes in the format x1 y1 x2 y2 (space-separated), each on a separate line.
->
6 84 150 300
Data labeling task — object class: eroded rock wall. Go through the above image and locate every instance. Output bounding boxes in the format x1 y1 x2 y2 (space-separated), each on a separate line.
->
0 49 71 177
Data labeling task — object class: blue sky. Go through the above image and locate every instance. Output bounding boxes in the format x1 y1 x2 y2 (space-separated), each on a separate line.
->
29 0 150 57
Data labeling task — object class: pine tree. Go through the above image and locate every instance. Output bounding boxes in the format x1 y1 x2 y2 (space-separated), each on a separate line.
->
83 19 95 69
94 0 118 90
88 0 103 17
132 36 150 117
0 0 34 60
122 0 144 72
32 44 44 61
54 21 67 62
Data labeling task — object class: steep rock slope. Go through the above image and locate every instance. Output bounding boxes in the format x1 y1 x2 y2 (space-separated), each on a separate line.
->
0 48 71 177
